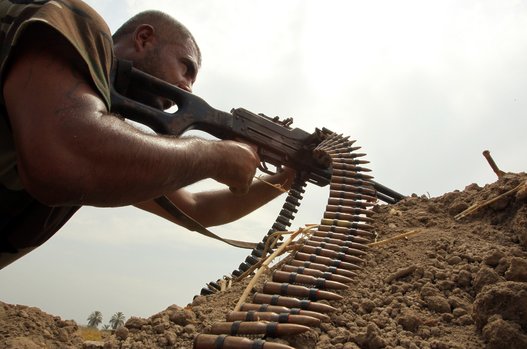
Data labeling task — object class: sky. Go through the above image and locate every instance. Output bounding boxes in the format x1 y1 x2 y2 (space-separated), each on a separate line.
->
1 0 526 327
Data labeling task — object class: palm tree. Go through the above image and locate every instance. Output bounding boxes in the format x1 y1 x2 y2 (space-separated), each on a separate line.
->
109 312 126 329
87 311 103 328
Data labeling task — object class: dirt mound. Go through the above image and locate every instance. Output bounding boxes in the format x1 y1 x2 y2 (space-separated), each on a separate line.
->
1 173 526 349
0 302 83 348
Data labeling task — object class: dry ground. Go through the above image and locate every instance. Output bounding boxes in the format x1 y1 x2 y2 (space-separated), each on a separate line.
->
2 172 526 349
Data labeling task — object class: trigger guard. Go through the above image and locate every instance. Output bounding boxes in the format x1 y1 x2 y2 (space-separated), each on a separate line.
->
258 162 275 175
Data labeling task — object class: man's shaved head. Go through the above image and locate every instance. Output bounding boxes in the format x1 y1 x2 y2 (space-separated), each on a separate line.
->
113 10 201 67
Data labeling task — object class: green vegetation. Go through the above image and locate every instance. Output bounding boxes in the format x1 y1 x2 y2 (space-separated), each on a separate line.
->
109 311 126 329
86 310 126 331
86 310 103 328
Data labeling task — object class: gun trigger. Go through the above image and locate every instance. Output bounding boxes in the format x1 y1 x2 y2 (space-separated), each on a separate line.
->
258 162 275 175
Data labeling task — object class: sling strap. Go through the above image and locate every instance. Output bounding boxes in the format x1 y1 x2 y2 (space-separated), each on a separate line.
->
154 196 257 249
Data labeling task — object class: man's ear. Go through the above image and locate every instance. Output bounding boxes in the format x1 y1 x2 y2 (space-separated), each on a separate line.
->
133 24 156 52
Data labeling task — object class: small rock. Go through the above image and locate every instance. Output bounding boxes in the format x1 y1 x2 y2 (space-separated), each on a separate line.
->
435 271 448 280
440 313 454 323
169 309 196 326
357 323 387 349
448 200 469 216
437 280 455 291
184 324 196 334
343 342 360 349
83 341 105 349
425 296 451 314
455 270 472 288
484 250 505 267
385 266 417 284
361 300 376 314
452 308 467 318
192 296 207 306
505 257 527 282
447 256 462 265
397 310 421 332
473 266 503 292
420 283 440 298
153 323 166 334
157 336 168 347
489 195 510 210
457 314 474 325
57 328 69 342
115 326 129 340
103 339 119 349
330 327 352 344
418 326 431 339
17 310 29 318
482 316 527 349
333 314 348 326
389 208 402 216
124 317 147 330
473 281 527 330
165 332 177 346
430 326 442 336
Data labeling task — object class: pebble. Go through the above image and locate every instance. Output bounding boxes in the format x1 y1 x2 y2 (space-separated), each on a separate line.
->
505 257 527 281
447 256 462 265
484 250 505 267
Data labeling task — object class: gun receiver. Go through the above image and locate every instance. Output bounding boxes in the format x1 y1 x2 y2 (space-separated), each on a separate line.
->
110 59 332 186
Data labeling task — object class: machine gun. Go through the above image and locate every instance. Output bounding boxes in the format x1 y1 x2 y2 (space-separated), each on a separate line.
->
110 59 332 187
109 60 404 249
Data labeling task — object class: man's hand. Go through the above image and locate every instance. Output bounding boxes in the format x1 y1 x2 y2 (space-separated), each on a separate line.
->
213 140 260 195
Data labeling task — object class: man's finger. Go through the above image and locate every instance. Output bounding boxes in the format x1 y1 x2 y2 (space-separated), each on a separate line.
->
234 138 258 153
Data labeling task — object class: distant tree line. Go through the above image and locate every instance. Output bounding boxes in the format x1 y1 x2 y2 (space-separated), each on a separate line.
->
87 311 126 330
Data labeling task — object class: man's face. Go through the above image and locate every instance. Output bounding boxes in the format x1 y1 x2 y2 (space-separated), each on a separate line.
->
129 37 200 110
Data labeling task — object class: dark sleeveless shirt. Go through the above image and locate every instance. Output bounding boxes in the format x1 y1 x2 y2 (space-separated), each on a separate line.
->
0 0 113 268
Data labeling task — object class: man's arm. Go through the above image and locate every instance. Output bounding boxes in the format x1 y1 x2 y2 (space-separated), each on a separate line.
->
2 25 258 207
135 169 295 227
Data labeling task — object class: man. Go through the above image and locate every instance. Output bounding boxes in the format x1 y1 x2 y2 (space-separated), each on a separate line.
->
0 0 294 268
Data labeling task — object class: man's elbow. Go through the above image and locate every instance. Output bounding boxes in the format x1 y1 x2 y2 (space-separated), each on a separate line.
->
18 163 91 206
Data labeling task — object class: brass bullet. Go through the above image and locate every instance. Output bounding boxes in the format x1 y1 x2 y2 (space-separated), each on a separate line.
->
330 183 376 197
281 264 354 284
294 252 362 271
313 230 371 244
226 311 321 327
330 189 377 203
262 281 343 301
252 293 337 313
309 235 368 251
332 162 371 172
239 303 330 322
273 270 348 290
288 259 358 279
193 334 295 349
323 211 374 224
300 244 365 265
210 321 310 337
325 204 374 216
305 240 368 257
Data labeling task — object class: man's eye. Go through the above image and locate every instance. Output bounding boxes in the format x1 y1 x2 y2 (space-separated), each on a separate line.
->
183 61 196 79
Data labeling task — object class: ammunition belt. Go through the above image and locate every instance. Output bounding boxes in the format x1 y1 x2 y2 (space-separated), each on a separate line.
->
193 132 398 349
